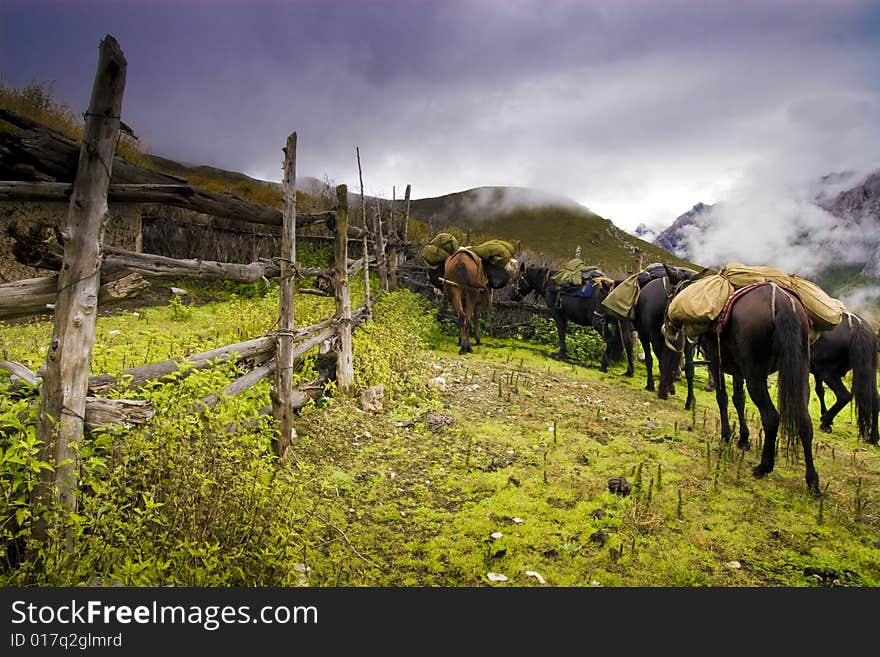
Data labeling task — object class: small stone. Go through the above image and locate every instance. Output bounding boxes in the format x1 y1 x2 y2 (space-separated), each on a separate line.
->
487 572 508 582
726 561 742 569
524 571 546 584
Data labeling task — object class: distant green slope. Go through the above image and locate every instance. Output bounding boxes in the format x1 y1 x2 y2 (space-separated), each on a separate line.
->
408 188 700 278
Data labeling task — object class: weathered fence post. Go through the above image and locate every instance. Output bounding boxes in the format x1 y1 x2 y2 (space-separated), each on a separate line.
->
273 132 297 458
334 185 354 391
388 185 398 290
402 183 411 245
373 198 389 291
32 35 127 545
356 147 371 317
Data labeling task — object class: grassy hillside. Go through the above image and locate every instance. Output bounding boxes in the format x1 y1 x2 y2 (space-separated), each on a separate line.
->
2 277 877 587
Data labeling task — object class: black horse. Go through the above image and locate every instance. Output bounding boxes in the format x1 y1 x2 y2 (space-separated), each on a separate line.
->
663 281 820 496
810 311 879 444
633 275 697 409
511 262 632 371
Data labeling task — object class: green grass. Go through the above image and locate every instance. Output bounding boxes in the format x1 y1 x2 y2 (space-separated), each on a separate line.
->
2 283 878 586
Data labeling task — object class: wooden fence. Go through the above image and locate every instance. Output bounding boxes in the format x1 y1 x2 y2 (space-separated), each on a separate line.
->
0 35 393 546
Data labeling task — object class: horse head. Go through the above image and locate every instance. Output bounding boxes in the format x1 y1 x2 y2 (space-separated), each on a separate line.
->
511 262 536 301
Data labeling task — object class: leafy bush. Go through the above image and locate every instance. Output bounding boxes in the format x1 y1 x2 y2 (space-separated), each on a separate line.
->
353 289 437 399
527 316 606 364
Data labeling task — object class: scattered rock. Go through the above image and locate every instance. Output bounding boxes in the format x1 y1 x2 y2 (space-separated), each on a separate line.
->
487 572 508 582
726 561 742 570
427 376 447 390
590 529 609 546
490 532 503 540
524 571 546 584
359 385 384 411
608 475 632 496
508 475 521 487
590 508 606 520
292 563 310 587
83 576 123 587
425 411 455 431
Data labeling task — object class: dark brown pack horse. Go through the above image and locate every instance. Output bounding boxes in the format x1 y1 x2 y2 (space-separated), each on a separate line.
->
442 249 491 354
663 281 820 496
810 311 879 444
511 262 632 371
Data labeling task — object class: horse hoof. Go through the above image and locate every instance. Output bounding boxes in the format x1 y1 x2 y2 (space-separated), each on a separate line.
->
657 391 668 400
624 371 634 378
752 465 771 479
737 438 751 451
685 399 695 411
645 385 655 392
820 424 832 433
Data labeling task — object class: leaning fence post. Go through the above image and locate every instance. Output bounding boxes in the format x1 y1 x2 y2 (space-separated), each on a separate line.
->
274 132 297 458
335 185 354 392
32 35 127 546
356 147 371 317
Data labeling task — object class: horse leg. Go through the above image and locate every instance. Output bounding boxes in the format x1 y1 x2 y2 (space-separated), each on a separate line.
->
622 327 635 377
745 377 780 479
711 363 732 442
554 314 568 358
731 374 750 449
459 314 471 354
819 376 851 432
472 306 482 346
871 389 879 445
814 375 827 418
684 341 696 411
800 415 820 497
641 334 654 391
450 290 471 355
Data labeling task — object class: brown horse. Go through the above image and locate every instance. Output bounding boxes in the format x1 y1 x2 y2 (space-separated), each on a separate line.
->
663 281 820 496
442 249 490 355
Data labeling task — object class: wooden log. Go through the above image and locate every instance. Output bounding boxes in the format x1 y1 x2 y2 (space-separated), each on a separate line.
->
84 397 154 431
0 360 40 387
0 181 335 229
274 132 297 458
334 185 354 392
202 325 336 408
6 227 343 283
33 35 127 542
87 334 278 394
0 271 148 320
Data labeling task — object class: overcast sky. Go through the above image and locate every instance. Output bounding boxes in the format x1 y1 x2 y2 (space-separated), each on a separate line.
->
3 0 880 232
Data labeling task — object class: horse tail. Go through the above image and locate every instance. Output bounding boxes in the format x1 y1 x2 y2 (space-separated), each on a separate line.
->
848 319 879 441
774 292 811 443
